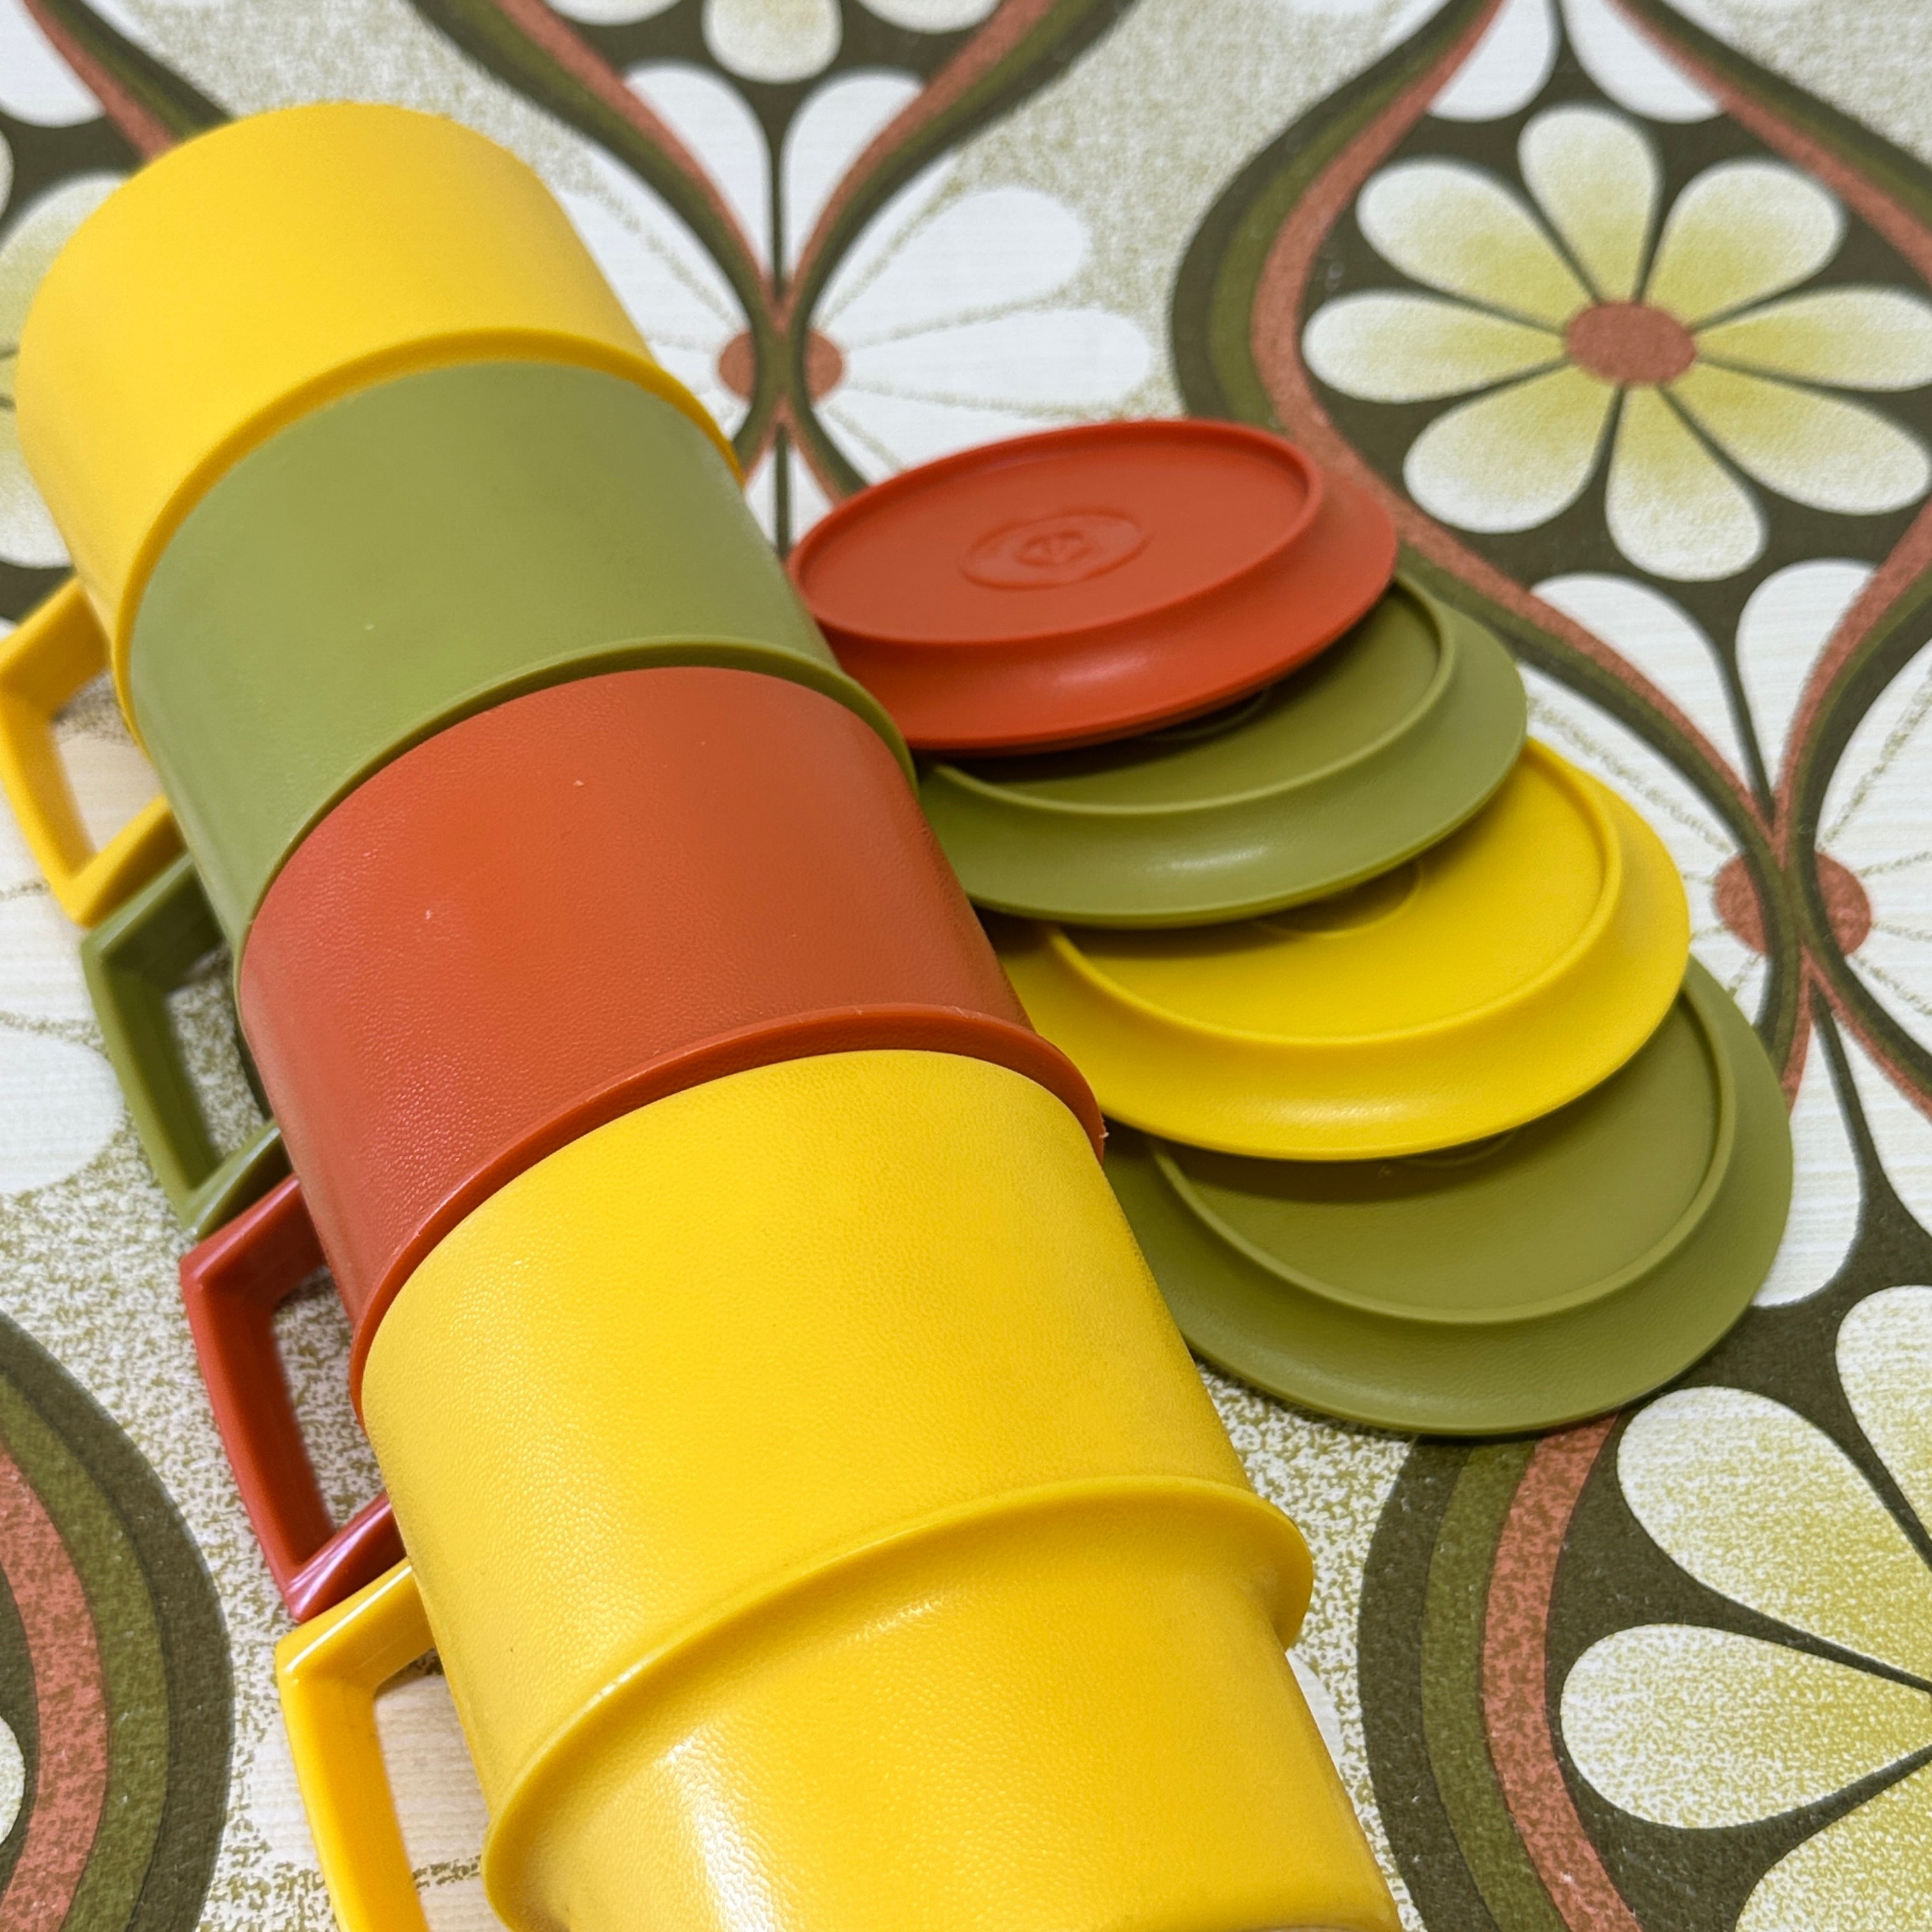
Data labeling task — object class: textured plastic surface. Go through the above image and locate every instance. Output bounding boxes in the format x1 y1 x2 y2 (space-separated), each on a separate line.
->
0 580 180 924
15 102 729 671
130 360 901 944
924 578 1526 925
340 1050 1395 1932
180 1177 401 1620
789 420 1397 752
80 854 286 1236
235 665 1098 1400
996 742 1691 1159
1107 963 1793 1433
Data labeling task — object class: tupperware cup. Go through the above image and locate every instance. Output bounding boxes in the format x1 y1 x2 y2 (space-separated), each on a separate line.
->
788 420 1397 753
15 102 729 677
174 668 1098 1614
3 359 902 941
279 1049 1401 1932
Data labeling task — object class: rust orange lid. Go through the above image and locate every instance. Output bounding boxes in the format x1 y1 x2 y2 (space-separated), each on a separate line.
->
787 420 1398 753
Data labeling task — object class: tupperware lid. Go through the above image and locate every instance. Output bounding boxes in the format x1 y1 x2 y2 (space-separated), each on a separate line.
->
788 420 1397 753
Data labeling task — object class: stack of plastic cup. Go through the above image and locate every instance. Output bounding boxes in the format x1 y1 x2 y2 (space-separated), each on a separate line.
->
794 429 1795 1436
3 106 1401 1932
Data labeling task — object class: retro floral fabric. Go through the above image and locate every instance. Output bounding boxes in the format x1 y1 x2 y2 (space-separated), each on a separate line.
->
1 1 1931 1930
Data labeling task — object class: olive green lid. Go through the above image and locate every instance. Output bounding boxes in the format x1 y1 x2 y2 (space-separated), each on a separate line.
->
128 359 909 947
1105 962 1793 1435
921 579 1524 926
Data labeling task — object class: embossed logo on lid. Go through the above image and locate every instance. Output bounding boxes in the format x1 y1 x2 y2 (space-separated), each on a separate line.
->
962 510 1147 589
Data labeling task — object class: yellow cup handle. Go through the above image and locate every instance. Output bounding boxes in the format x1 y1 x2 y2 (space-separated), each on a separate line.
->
275 1559 439 1932
0 579 181 926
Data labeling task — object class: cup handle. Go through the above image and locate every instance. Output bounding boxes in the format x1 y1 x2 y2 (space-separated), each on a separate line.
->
181 1175 404 1621
82 852 288 1237
277 1560 438 1932
0 578 182 926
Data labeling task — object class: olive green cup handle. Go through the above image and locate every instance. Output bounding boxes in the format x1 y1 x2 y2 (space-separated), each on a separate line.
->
0 579 183 926
82 853 288 1236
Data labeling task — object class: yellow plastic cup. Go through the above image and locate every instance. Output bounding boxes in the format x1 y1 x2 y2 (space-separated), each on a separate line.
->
284 1050 1399 1932
15 102 732 697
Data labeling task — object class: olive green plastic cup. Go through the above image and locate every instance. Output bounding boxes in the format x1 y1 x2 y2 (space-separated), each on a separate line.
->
920 581 1524 927
128 359 909 945
1105 963 1793 1434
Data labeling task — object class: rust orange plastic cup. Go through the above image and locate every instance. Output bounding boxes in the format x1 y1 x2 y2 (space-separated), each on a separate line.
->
192 668 1100 1611
788 420 1398 753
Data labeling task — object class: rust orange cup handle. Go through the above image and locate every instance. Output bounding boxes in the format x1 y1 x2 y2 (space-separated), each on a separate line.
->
0 579 181 925
277 1560 437 1932
181 1176 403 1620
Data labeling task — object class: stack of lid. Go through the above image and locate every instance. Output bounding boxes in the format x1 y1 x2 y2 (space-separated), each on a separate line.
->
793 424 1795 1437
2 107 1402 1932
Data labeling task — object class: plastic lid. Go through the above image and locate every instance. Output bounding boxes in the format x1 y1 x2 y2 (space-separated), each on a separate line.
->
993 742 1691 1160
1106 963 1793 1434
921 579 1525 926
788 421 1397 753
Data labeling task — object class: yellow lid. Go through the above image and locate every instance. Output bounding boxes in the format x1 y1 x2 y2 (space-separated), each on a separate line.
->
996 742 1689 1159
15 103 733 693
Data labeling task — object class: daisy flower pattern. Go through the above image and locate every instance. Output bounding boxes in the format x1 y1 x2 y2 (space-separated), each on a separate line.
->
1303 104 1932 581
1561 1287 1932 1932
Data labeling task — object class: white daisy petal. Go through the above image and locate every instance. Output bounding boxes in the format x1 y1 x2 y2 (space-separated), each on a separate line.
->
1738 559 1874 786
1560 0 1719 122
59 732 162 856
1519 664 1752 1004
859 0 997 24
1404 364 1613 531
1739 1762 1932 1932
0 1027 119 1195
559 175 744 350
815 155 957 325
1699 288 1932 392
1605 385 1765 581
0 1721 19 1845
1644 160 1844 325
1429 0 1556 123
818 390 1062 482
0 413 66 568
1838 1285 1932 1536
843 309 1150 410
0 0 99 126
742 450 776 541
558 159 747 433
1673 362 1932 516
1754 1039 1859 1307
1519 105 1658 302
703 0 839 82
786 445 832 537
0 174 123 355
782 72 922 274
552 0 677 19
1562 1624 1932 1828
1841 1032 1932 1243
0 896 86 1022
1822 636 1932 851
824 186 1088 348
1620 1386 1932 1680
1532 572 1747 772
1303 293 1561 402
625 63 770 270
1357 158 1589 326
